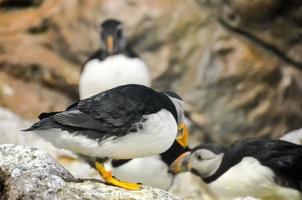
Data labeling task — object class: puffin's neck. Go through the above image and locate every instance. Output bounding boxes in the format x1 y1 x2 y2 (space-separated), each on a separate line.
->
160 141 189 166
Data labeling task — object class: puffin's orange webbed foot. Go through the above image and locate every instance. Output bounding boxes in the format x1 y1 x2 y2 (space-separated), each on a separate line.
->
95 162 142 190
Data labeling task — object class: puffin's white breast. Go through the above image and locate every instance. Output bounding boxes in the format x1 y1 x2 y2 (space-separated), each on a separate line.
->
108 156 173 190
210 157 301 200
79 54 151 99
34 109 177 160
98 109 178 159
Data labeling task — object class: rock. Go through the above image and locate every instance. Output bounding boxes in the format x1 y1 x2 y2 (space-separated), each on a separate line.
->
0 72 72 119
0 144 182 200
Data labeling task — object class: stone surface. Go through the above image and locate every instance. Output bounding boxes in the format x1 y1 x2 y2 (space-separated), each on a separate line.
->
0 144 182 200
0 0 301 148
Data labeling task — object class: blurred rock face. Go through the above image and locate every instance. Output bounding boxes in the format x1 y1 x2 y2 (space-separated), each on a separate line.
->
0 0 301 143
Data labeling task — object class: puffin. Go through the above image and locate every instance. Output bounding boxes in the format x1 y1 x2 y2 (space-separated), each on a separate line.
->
109 140 190 190
79 19 150 99
24 84 188 190
170 138 302 200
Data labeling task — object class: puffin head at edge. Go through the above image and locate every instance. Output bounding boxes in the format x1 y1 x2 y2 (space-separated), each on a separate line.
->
100 19 127 55
189 144 226 178
170 143 226 179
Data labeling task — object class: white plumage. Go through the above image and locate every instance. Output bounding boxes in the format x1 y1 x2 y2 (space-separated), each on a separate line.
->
79 54 150 99
210 157 301 200
108 156 173 190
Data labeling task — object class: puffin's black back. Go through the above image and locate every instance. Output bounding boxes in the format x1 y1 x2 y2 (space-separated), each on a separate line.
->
26 84 178 140
203 139 302 191
78 84 178 122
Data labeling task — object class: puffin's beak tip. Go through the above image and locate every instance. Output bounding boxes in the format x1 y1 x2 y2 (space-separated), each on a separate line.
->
170 151 191 174
106 36 114 53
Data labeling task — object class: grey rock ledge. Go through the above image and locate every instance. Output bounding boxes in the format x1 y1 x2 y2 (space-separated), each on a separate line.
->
0 144 182 200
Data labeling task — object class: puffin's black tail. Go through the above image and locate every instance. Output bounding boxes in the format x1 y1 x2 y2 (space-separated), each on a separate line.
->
38 112 60 120
22 112 60 132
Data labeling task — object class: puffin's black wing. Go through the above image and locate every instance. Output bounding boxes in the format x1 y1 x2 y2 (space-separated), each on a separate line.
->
27 84 175 138
122 46 140 58
229 139 302 190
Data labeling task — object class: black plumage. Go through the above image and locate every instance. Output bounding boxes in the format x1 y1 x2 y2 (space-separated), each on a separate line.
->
111 140 190 168
160 140 190 166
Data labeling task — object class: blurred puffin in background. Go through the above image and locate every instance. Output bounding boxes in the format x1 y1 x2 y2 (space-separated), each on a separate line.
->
171 138 302 200
109 140 190 190
79 19 150 99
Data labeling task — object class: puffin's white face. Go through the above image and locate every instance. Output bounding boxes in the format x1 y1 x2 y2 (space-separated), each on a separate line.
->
190 149 224 178
167 96 185 124
164 93 188 148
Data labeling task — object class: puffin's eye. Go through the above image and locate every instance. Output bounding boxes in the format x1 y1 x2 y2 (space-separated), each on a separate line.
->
195 149 216 161
196 154 202 161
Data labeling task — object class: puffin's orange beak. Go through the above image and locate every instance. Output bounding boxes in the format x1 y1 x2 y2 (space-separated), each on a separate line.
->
176 123 189 148
169 151 191 174
106 36 114 54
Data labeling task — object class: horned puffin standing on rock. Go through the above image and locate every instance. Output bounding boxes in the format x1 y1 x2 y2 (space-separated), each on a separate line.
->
171 138 302 200
79 19 150 99
24 84 188 190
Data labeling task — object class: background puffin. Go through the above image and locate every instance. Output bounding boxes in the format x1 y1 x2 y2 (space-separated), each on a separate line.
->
79 19 150 99
108 140 190 190
24 84 188 190
171 138 302 200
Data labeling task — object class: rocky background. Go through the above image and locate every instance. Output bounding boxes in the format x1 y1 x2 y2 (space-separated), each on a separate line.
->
0 0 302 147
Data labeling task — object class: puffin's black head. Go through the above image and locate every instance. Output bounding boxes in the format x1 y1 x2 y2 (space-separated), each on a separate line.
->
170 143 226 179
163 91 182 101
191 143 226 155
100 19 126 54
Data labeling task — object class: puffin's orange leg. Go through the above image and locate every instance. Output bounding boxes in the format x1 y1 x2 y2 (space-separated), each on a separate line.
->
95 162 141 190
